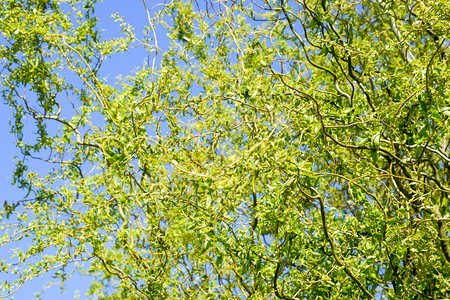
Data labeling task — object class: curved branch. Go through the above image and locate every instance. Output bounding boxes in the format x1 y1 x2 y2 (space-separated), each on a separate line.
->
273 261 294 300
306 187 375 299
280 0 352 103
432 206 450 263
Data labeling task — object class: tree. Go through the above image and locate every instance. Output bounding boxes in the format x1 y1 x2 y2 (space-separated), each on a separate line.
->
1 0 449 298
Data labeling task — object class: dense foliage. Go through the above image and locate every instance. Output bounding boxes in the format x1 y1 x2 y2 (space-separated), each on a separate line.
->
1 0 449 298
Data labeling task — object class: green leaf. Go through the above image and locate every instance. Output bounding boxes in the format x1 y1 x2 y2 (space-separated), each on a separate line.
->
419 98 428 113
384 265 393 281
205 195 212 208
372 132 381 150
370 149 378 164
215 254 223 267
319 45 329 56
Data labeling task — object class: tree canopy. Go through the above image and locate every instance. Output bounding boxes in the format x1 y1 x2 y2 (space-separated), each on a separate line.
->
1 0 449 299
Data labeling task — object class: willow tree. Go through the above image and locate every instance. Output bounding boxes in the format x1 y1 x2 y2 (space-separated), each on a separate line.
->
1 0 449 299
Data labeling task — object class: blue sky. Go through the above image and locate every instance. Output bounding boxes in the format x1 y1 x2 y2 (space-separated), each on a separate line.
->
0 1 160 298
